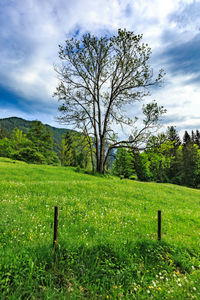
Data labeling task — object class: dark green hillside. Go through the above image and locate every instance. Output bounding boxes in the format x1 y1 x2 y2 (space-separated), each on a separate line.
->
0 117 72 146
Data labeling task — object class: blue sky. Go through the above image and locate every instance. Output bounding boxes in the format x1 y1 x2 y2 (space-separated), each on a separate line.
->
0 0 200 135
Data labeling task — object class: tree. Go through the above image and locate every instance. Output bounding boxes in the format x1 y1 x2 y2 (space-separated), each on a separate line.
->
134 151 152 181
194 130 200 148
27 121 53 152
182 143 200 187
54 29 165 174
166 126 181 180
60 131 94 169
145 134 174 182
167 126 181 149
0 128 9 139
11 128 31 150
72 133 95 169
183 131 191 146
113 148 134 178
60 132 75 166
0 138 13 158
27 121 59 165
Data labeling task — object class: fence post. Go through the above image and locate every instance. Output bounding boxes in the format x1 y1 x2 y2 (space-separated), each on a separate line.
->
158 210 161 241
53 206 59 247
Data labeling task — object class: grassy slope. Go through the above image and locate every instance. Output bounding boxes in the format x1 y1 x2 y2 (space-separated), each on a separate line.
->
0 157 200 299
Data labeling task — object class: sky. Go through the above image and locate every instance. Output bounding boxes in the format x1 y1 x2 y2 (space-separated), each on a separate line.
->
0 0 200 137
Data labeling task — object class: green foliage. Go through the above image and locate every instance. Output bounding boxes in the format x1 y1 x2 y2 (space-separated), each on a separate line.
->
0 116 72 149
12 147 46 164
75 165 81 173
129 174 138 180
72 133 93 169
133 130 200 188
0 127 9 139
27 121 53 151
27 121 59 165
11 128 31 150
182 143 200 188
113 148 134 178
0 124 60 165
61 132 94 169
167 126 181 149
0 138 13 158
134 152 152 181
60 132 75 166
0 160 200 298
146 135 174 183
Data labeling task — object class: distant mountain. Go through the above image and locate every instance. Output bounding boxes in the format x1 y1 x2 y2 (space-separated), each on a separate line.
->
0 117 72 146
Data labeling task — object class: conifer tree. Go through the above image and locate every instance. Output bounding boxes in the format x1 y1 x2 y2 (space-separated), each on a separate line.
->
60 132 75 166
166 126 181 180
167 126 181 148
183 131 191 146
194 130 200 148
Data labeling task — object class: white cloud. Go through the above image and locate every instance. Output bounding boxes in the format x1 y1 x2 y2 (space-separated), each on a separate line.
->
0 0 199 133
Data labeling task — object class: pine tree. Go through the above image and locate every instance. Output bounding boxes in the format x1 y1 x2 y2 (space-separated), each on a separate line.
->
183 131 191 146
166 126 181 180
167 126 181 148
182 143 200 187
194 130 200 148
191 130 195 144
27 121 59 165
60 132 75 166
27 121 53 152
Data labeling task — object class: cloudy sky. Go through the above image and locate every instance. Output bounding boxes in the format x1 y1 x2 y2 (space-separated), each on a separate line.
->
0 0 200 136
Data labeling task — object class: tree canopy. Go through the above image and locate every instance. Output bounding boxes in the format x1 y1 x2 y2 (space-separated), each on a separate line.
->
54 29 166 173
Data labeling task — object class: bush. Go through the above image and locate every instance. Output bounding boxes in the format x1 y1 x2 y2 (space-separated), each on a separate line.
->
0 138 13 158
171 175 183 186
75 165 81 173
45 150 60 166
12 147 46 164
129 174 138 180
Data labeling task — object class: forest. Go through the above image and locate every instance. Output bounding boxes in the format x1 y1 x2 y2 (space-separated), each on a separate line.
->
0 118 199 188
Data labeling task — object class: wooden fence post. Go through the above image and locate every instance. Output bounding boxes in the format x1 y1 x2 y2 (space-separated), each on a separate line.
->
158 210 161 241
53 206 59 247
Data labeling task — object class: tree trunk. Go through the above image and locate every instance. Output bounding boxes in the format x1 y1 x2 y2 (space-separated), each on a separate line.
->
98 137 106 174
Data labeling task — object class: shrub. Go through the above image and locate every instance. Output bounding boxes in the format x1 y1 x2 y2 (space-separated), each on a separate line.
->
12 147 46 164
0 138 13 158
75 165 81 173
129 174 138 180
45 150 60 166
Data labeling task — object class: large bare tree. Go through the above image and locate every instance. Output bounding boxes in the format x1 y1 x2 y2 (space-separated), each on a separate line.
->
54 29 166 173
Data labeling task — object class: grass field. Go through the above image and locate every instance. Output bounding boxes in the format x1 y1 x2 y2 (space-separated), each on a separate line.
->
0 157 200 299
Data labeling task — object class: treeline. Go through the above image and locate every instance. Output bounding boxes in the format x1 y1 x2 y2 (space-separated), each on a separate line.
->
113 127 200 188
1 121 200 188
0 121 93 169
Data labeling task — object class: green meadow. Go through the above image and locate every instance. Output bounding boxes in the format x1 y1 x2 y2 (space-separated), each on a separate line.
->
0 157 200 299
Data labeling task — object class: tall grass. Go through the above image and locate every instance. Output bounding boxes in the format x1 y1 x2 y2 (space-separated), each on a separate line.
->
0 157 200 299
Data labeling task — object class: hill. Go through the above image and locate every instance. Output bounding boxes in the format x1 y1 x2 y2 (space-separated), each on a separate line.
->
0 157 199 299
0 116 72 146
